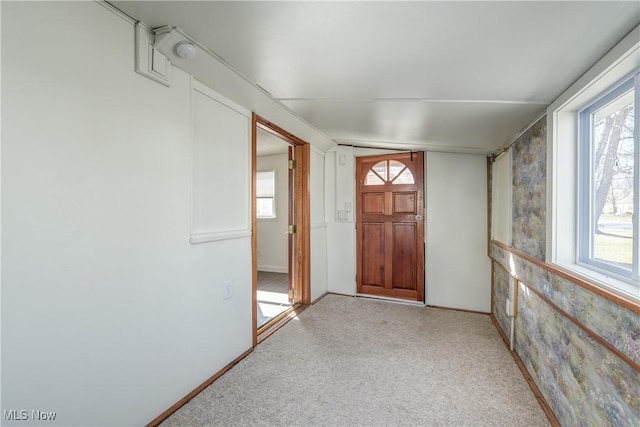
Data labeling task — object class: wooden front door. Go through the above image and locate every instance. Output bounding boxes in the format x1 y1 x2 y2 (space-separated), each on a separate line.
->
356 153 425 302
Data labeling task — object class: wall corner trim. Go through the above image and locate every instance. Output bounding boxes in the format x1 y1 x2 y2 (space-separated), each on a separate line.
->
311 145 328 156
135 23 171 87
94 0 136 24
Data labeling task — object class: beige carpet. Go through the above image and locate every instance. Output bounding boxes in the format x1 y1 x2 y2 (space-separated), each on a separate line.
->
162 294 550 426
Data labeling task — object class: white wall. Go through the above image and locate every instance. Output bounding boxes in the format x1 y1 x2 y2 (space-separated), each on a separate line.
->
310 149 328 302
325 146 410 296
325 147 356 295
256 154 288 273
324 148 490 308
426 152 491 312
0 2 327 425
191 81 251 239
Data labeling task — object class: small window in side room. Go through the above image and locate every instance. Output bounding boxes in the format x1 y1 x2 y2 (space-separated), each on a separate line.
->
578 72 638 284
256 170 276 219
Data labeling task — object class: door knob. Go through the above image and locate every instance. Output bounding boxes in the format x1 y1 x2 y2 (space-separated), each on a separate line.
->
415 215 423 221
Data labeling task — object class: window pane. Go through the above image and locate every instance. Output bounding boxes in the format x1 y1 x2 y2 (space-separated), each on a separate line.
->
257 171 275 197
591 88 635 271
257 198 274 217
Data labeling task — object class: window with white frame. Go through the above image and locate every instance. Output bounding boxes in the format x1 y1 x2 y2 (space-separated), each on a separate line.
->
256 170 276 219
550 26 639 301
578 74 638 281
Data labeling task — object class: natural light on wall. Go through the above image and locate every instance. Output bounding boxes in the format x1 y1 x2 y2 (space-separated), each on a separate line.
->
491 150 512 245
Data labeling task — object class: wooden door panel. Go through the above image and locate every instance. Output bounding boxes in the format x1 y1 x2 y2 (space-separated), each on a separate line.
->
392 223 417 290
393 192 417 214
362 223 385 287
356 152 424 302
362 193 385 214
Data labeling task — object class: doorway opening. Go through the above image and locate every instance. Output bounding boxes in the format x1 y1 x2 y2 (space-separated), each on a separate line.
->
254 130 294 327
252 114 310 345
355 152 425 302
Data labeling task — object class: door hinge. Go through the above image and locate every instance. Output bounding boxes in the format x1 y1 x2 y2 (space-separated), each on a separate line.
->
288 224 297 234
288 289 295 300
288 160 296 170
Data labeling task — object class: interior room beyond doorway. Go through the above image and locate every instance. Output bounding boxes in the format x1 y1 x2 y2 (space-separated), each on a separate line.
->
255 126 293 329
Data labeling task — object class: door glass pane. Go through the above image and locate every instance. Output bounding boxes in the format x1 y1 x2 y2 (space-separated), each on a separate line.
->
388 160 405 181
591 88 635 271
372 161 388 181
393 168 415 184
365 170 385 185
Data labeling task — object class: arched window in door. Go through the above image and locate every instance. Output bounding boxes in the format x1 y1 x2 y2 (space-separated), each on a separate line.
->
364 159 415 185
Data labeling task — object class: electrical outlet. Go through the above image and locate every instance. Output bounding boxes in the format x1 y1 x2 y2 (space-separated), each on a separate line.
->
505 298 513 316
223 280 233 300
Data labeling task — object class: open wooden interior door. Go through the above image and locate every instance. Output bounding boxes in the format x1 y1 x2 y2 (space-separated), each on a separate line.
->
252 114 310 346
287 145 295 303
356 152 425 302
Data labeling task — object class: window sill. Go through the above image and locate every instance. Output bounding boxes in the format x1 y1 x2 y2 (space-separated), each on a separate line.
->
554 262 640 303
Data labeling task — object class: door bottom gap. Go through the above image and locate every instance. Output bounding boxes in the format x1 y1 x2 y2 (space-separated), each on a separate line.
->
355 293 425 307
